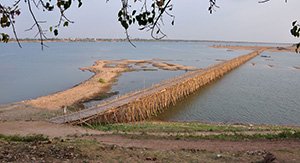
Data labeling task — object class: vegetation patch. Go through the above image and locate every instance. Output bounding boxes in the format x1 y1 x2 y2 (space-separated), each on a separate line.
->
182 131 300 141
138 68 158 71
92 121 246 133
112 130 300 141
92 121 298 133
98 78 106 84
0 134 49 142
91 122 300 141
66 103 85 112
89 91 119 101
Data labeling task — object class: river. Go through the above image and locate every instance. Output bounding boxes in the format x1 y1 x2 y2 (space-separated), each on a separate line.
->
1 41 299 125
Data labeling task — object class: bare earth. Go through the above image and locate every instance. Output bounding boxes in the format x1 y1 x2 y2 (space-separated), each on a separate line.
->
0 121 106 137
24 60 122 110
0 121 299 162
93 134 300 152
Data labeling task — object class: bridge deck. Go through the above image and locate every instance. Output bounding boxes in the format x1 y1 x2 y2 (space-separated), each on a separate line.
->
50 68 203 124
50 50 263 124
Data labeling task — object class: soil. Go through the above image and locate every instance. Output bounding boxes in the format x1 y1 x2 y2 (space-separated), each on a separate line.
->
0 121 105 137
0 116 299 162
0 131 299 162
0 103 57 121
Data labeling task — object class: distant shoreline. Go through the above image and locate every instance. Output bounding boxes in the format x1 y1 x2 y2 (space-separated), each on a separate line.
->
211 45 296 53
7 38 293 45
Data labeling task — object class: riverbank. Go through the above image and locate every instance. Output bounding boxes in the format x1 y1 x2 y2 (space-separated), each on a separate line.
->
0 121 300 162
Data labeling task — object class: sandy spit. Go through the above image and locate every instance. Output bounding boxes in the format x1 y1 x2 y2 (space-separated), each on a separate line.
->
24 60 124 110
23 59 197 110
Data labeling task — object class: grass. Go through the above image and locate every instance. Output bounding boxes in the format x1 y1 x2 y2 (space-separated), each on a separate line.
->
91 121 300 141
115 130 300 141
98 78 106 84
92 121 299 133
0 134 49 142
181 131 300 141
93 121 244 133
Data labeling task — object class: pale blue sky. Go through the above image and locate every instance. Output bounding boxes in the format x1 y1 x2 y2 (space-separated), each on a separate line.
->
2 0 300 43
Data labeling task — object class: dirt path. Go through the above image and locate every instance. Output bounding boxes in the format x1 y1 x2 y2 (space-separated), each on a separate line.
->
0 121 105 137
91 134 300 152
1 121 299 162
0 103 57 121
1 120 299 162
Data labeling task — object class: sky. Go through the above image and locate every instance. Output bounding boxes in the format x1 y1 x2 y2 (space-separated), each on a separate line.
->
2 0 300 43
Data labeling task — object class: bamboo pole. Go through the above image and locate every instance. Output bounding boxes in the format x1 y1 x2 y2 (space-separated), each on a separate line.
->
59 50 262 125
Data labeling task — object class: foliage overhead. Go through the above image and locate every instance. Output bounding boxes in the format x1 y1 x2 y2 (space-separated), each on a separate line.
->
0 0 298 50
291 21 300 53
0 0 216 48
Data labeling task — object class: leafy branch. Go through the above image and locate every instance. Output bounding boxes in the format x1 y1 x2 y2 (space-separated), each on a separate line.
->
291 21 300 53
0 0 299 51
0 0 82 49
0 0 220 48
0 0 21 47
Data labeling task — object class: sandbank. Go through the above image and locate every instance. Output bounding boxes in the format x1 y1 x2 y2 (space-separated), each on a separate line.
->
24 59 197 110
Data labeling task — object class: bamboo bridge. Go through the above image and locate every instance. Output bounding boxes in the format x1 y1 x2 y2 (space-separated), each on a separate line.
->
50 49 264 125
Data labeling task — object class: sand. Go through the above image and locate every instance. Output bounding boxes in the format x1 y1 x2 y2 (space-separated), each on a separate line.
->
23 59 197 110
24 60 123 110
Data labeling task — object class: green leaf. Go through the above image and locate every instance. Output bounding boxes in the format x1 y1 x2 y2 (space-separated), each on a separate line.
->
64 0 72 10
151 3 155 8
49 26 53 32
148 17 153 23
121 21 129 29
1 33 9 43
1 16 10 28
132 10 136 16
57 1 63 7
48 6 54 11
54 29 58 36
139 27 146 30
118 10 123 17
78 0 83 8
63 21 69 27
